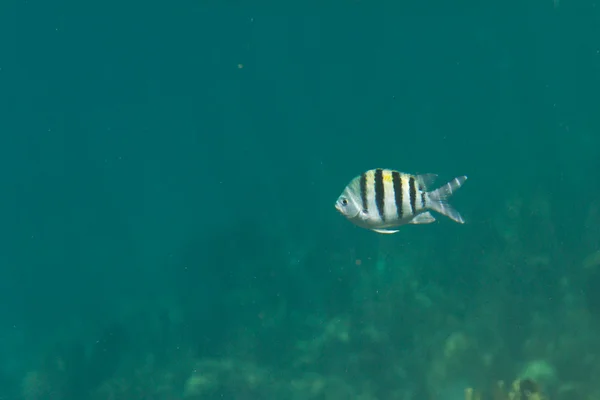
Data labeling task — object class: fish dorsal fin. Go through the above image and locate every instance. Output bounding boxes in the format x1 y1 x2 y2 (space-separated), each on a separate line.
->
415 173 438 190
372 228 399 234
409 212 436 224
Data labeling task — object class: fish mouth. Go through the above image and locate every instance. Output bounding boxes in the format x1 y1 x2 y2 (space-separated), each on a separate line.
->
334 202 342 213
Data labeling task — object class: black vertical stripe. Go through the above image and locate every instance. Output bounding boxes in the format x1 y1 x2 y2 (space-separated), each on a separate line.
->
421 187 426 208
409 176 416 215
392 171 403 219
360 173 368 212
374 169 385 220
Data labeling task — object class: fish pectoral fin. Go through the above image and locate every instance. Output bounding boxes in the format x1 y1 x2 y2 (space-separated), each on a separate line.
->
409 212 436 224
372 228 399 234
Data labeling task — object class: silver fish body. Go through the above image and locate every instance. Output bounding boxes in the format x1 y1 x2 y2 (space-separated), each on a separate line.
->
335 169 467 234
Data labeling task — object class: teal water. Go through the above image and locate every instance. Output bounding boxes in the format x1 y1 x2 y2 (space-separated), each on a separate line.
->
0 3 599 400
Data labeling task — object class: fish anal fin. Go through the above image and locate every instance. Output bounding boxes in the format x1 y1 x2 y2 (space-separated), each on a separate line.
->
409 212 436 224
372 228 399 234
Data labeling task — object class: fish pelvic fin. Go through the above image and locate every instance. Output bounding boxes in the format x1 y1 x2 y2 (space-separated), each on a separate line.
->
372 228 399 234
426 175 467 224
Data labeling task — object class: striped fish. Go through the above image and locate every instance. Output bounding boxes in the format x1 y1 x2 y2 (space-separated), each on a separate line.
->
334 169 467 234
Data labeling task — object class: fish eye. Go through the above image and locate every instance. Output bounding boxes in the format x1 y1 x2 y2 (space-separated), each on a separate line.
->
342 198 348 206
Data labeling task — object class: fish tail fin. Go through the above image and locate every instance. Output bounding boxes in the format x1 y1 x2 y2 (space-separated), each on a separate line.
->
426 175 467 224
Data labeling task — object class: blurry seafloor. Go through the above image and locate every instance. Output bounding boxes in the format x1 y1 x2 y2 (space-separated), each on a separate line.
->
13 197 600 400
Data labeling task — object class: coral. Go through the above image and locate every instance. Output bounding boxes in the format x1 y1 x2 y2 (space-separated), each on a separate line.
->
181 357 381 400
518 360 556 389
89 351 192 400
465 378 545 400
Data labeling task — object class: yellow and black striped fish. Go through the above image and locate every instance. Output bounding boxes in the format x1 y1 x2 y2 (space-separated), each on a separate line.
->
335 169 467 234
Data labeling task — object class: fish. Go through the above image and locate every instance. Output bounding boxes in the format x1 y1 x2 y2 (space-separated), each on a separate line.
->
334 169 467 234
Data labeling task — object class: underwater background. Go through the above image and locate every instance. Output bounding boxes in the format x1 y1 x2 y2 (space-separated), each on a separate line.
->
1 2 599 399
